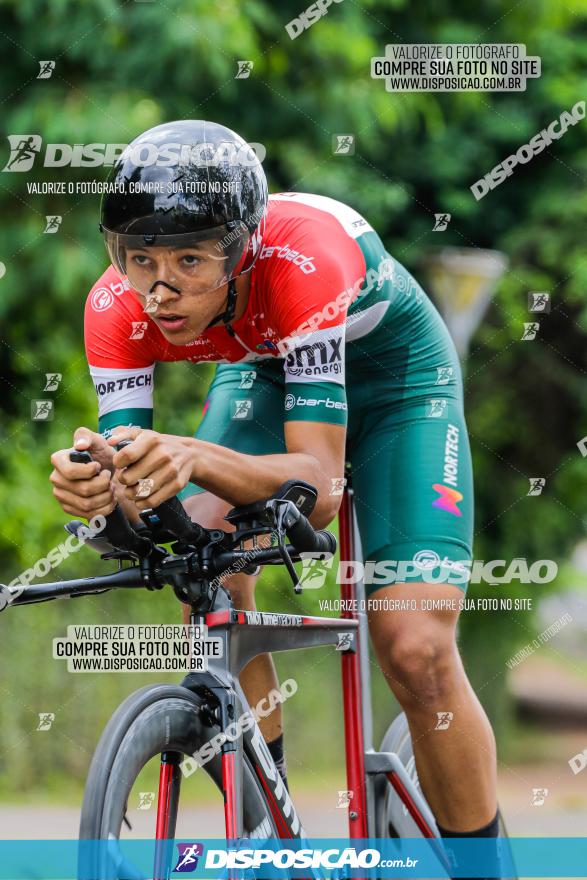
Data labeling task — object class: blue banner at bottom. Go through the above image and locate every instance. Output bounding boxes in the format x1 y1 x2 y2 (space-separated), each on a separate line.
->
0 837 585 878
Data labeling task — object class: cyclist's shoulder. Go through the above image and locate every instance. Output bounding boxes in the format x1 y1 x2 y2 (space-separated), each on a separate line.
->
266 191 375 242
85 265 143 320
84 265 158 367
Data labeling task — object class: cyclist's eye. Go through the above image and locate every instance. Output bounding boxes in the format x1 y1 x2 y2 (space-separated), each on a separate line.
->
130 254 152 268
181 255 201 267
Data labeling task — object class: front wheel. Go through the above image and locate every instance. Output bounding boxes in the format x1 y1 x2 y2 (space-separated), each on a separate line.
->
79 684 279 879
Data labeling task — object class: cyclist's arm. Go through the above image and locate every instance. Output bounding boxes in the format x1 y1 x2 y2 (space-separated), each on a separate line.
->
184 319 348 525
189 420 346 527
83 271 156 522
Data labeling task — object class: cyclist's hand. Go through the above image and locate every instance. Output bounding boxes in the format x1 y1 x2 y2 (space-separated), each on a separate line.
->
50 427 116 519
109 428 194 509
72 427 116 472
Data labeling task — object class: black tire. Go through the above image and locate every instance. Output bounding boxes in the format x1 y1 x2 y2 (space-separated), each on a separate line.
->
79 684 279 879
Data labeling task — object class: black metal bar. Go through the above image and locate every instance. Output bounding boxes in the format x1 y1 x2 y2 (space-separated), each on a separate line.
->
2 547 287 613
5 567 145 607
209 544 326 574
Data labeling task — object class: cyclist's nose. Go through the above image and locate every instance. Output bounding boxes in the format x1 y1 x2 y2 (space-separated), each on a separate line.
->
148 255 182 295
148 279 182 296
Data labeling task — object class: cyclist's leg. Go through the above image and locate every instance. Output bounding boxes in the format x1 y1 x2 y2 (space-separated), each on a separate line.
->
180 362 288 755
348 380 497 834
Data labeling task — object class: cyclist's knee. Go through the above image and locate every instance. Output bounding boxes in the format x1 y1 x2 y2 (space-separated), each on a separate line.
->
384 626 461 710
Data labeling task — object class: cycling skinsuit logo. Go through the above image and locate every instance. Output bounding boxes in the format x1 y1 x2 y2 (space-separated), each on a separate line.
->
432 484 463 517
432 424 463 516
286 394 347 411
90 278 130 312
173 843 204 872
285 336 342 377
442 423 460 486
91 287 114 312
283 327 345 384
93 373 153 396
256 339 279 353
258 242 316 274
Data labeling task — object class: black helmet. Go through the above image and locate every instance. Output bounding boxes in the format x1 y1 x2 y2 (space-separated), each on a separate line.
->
100 120 268 314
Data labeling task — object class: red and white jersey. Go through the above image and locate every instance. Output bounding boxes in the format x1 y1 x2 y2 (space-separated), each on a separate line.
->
85 192 398 433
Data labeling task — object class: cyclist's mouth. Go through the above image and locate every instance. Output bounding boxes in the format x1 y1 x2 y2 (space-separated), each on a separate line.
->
156 314 188 332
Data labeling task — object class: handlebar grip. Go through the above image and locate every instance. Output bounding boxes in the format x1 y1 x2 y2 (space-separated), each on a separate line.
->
68 450 151 557
146 495 207 547
98 505 152 557
111 439 206 546
285 512 337 555
69 450 95 465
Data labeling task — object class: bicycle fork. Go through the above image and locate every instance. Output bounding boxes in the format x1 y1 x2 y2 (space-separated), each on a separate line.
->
153 751 183 879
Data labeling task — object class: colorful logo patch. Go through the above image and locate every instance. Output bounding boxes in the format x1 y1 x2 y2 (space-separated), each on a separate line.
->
256 339 278 353
90 287 114 312
432 483 463 517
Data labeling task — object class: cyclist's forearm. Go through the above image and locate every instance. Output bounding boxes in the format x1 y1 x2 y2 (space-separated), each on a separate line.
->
187 439 337 525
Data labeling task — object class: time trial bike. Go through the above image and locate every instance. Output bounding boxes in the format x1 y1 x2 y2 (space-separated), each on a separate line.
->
2 450 514 879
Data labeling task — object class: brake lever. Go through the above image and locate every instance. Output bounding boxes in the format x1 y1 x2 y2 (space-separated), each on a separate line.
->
272 501 303 594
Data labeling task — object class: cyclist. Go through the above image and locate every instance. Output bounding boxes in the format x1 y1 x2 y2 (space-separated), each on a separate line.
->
50 120 500 849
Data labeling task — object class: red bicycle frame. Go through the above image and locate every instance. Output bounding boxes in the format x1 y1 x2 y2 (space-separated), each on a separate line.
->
338 480 369 838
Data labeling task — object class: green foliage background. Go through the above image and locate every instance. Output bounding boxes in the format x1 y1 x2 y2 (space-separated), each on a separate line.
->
0 0 586 797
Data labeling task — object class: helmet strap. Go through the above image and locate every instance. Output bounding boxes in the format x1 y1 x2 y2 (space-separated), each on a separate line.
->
205 278 238 330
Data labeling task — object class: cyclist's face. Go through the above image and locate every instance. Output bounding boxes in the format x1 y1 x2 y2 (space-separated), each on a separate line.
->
125 243 228 344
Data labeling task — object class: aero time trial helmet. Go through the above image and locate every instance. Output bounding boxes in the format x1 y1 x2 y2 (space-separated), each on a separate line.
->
100 120 268 311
